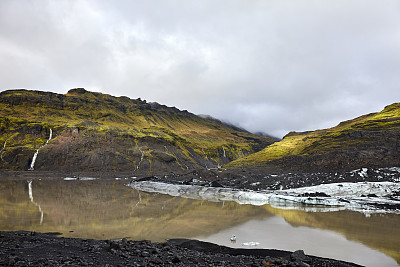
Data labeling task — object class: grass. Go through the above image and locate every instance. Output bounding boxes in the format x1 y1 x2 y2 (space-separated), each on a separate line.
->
0 89 274 169
227 102 400 168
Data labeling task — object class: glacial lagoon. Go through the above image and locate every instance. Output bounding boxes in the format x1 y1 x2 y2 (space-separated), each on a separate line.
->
0 178 399 266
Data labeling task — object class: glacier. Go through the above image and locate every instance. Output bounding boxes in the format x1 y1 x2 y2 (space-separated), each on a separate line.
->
129 180 400 214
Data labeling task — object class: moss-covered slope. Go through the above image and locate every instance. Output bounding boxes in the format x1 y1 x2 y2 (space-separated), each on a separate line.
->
227 103 400 172
0 88 274 173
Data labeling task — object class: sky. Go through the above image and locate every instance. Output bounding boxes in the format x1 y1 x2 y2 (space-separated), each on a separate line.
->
1 0 400 138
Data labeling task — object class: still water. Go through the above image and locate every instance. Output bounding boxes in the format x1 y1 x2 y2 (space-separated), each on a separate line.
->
0 178 399 266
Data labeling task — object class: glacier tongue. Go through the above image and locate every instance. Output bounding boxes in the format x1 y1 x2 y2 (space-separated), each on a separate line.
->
282 181 399 197
131 181 271 205
129 181 400 214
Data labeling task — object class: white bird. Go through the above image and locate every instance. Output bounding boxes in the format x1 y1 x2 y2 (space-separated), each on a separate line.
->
230 235 236 242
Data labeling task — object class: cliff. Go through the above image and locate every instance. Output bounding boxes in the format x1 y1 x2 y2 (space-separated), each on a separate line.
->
0 89 274 173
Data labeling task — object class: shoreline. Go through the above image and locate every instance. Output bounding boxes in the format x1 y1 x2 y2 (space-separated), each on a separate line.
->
0 231 362 266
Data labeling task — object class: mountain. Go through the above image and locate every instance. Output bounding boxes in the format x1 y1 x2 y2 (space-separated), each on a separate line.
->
0 88 274 173
227 102 400 173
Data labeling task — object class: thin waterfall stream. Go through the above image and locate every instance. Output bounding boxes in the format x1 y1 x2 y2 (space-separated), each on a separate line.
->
29 129 52 171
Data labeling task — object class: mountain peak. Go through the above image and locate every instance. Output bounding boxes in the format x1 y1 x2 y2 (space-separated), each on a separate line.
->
0 88 275 172
67 88 88 95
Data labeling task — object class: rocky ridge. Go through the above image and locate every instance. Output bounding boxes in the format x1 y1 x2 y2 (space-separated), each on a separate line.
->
0 89 274 173
227 102 400 173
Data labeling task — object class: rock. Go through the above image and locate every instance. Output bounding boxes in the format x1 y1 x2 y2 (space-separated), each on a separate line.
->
290 250 310 262
209 181 224 187
171 256 181 263
150 257 162 264
0 231 362 267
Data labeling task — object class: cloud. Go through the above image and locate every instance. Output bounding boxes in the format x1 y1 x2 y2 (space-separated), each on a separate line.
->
1 0 400 138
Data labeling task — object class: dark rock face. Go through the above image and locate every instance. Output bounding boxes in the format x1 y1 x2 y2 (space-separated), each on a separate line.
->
0 231 361 267
247 128 400 174
0 89 274 173
265 149 400 174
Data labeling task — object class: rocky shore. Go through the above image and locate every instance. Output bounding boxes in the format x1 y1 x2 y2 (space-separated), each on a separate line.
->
0 231 362 266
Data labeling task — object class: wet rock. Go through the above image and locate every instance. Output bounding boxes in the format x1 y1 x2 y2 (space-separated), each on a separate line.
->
290 250 310 262
209 181 224 187
141 251 149 257
171 256 181 263
300 192 331 197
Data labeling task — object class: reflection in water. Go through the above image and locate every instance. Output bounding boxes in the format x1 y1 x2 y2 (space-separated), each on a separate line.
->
0 178 399 266
0 179 269 241
27 180 43 225
196 217 397 267
265 206 400 265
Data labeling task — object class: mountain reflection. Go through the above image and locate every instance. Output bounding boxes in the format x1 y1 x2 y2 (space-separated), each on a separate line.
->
0 179 270 241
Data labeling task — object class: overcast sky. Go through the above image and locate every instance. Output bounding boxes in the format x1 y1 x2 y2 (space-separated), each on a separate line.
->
1 0 400 138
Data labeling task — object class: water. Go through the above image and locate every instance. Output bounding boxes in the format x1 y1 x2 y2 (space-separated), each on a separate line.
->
0 178 399 266
28 128 52 171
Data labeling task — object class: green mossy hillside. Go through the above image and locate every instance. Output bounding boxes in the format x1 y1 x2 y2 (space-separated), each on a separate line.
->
0 89 274 172
227 103 400 172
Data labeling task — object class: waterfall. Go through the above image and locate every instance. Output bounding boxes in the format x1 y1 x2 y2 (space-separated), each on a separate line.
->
27 180 44 225
0 139 7 160
222 147 226 158
29 129 53 171
28 150 39 171
136 146 144 170
202 148 208 159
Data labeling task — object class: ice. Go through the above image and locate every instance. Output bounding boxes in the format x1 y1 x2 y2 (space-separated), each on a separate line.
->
131 181 272 205
129 181 400 214
64 177 77 180
242 242 260 246
359 168 368 178
281 181 399 197
63 177 97 181
388 167 400 173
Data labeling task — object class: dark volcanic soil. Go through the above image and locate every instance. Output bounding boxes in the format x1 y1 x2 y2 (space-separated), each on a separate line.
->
138 167 400 191
2 166 399 192
0 231 361 267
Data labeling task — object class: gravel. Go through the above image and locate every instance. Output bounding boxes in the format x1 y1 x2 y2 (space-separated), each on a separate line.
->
0 231 362 266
